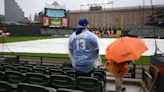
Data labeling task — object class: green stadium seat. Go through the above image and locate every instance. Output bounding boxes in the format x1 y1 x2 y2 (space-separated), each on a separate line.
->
3 65 16 71
35 65 49 70
12 64 22 67
62 67 74 71
33 68 48 74
50 75 75 89
24 64 34 69
76 76 103 92
0 81 16 92
49 66 61 70
92 72 106 91
94 69 106 89
0 71 5 81
49 69 64 75
64 70 75 78
18 83 57 92
0 65 4 71
6 71 26 83
57 88 85 92
17 66 32 73
26 73 49 86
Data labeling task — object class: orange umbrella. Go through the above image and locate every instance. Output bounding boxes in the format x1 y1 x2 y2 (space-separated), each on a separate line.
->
106 37 148 63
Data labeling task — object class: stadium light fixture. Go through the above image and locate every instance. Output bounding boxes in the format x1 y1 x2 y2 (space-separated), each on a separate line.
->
81 2 88 6
96 1 102 5
106 0 113 4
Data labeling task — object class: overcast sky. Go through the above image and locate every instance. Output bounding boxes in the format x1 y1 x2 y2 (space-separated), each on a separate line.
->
0 0 164 18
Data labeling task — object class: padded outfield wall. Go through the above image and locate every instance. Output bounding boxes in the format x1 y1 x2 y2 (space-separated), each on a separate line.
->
6 25 41 36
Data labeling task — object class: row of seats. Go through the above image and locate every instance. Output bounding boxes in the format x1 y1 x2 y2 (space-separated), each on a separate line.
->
0 70 106 85
0 62 68 70
0 63 106 92
0 63 106 80
0 63 76 78
0 74 103 92
0 81 84 92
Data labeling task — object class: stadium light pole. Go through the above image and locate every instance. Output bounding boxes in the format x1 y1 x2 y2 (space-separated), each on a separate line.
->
80 1 114 30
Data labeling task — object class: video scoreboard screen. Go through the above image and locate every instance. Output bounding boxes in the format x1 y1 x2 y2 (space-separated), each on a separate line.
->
43 8 68 28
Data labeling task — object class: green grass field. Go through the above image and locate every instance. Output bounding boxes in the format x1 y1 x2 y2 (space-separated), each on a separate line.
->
0 36 65 43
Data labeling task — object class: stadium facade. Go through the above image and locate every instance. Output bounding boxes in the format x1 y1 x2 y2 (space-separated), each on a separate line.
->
4 0 24 24
68 5 164 29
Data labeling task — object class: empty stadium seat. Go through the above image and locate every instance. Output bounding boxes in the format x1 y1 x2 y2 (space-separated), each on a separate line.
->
18 83 57 92
49 69 64 75
94 69 106 88
62 67 74 71
76 76 103 92
6 71 26 83
0 71 5 81
0 81 15 92
17 66 32 73
3 65 16 71
24 64 34 69
26 73 49 86
35 65 49 70
0 65 4 71
92 72 106 91
57 88 85 92
50 75 75 89
64 70 75 78
12 64 22 67
33 68 48 74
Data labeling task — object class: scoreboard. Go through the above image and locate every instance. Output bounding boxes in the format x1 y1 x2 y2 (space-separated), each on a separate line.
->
43 8 68 28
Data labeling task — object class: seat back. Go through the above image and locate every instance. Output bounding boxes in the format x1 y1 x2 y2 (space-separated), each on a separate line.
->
6 71 26 83
94 69 106 78
18 83 49 92
3 65 16 71
17 66 32 73
50 75 75 89
92 72 105 82
0 65 4 71
94 69 106 87
26 73 49 86
65 70 75 78
49 69 64 75
24 65 34 69
0 71 5 81
0 81 14 92
62 67 74 71
57 88 84 92
33 68 47 74
36 65 49 70
76 76 103 92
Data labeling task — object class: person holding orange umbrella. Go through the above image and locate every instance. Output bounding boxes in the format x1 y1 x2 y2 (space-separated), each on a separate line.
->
105 37 148 92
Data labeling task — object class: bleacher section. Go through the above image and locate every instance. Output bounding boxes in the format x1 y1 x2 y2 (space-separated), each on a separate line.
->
0 62 106 92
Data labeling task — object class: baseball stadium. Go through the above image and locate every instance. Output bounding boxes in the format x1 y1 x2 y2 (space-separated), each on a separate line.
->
0 0 164 92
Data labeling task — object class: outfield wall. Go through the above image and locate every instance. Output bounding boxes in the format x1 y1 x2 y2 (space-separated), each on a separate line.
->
5 25 74 36
6 25 41 36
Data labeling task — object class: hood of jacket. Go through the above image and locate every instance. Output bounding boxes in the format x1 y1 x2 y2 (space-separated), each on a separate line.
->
75 25 87 35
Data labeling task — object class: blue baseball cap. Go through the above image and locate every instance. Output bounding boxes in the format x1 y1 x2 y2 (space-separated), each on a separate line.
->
78 18 89 27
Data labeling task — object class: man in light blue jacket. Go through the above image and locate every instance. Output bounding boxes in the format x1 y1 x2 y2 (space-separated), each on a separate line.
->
69 18 100 77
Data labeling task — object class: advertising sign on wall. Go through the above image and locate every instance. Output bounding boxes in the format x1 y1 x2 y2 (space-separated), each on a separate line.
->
43 17 50 26
62 18 68 27
50 18 61 27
